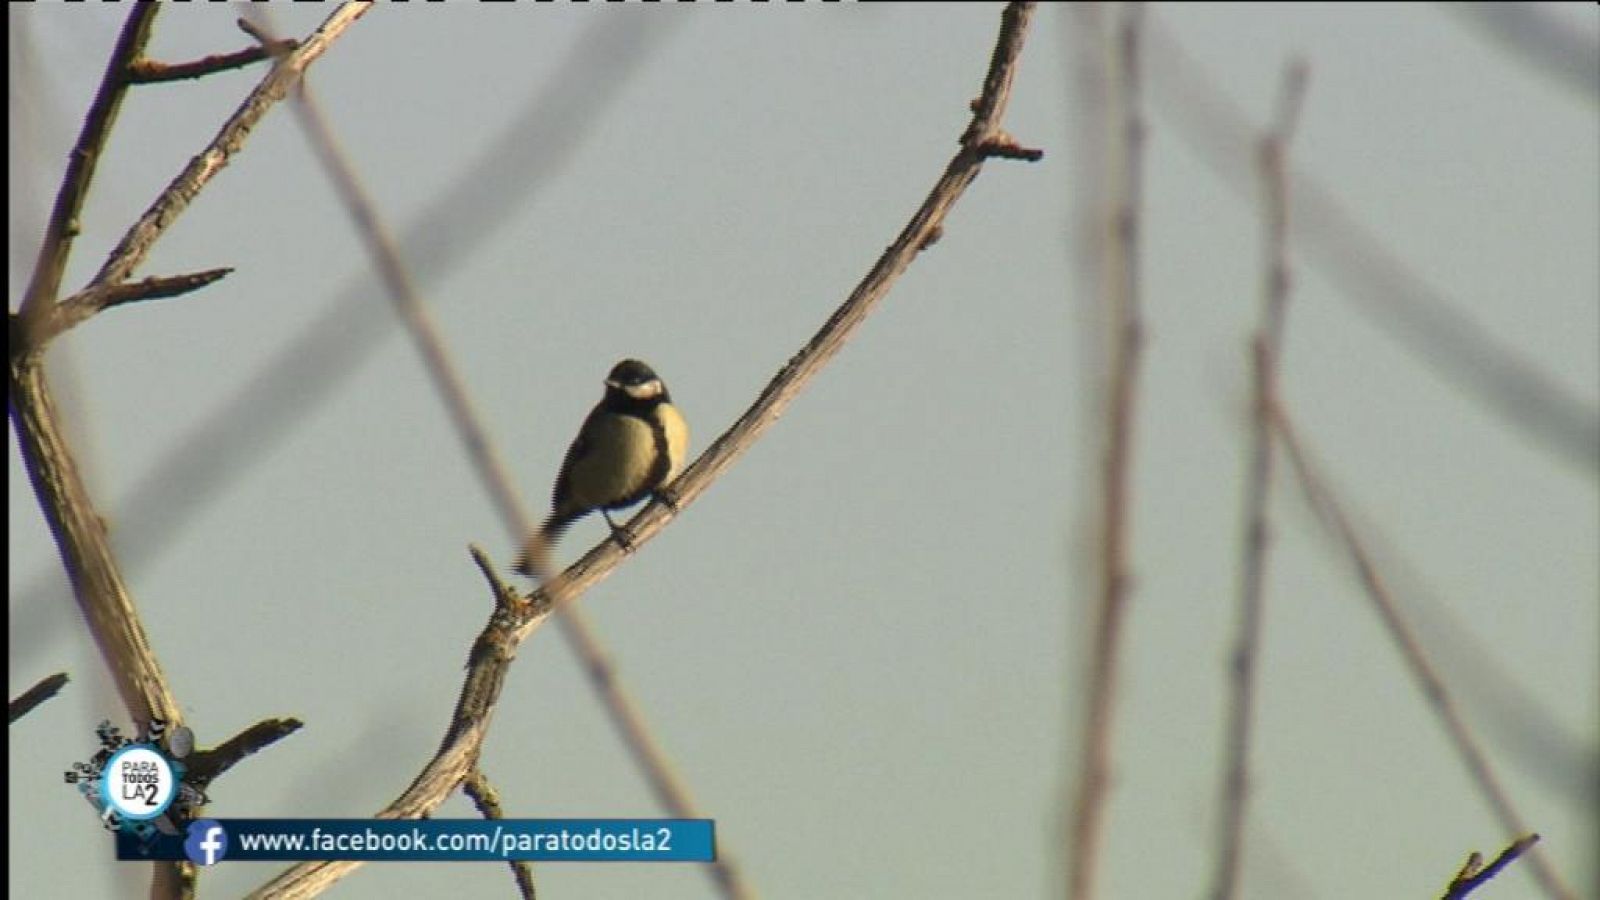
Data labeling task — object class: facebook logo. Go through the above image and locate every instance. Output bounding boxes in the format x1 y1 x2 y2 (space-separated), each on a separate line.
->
184 819 228 866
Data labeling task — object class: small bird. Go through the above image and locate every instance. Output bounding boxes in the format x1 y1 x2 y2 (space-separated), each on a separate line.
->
522 359 688 571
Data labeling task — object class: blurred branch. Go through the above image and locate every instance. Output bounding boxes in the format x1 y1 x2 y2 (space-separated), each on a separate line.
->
1146 16 1599 475
1069 7 1144 900
1441 833 1542 900
1448 3 1599 101
248 3 1042 896
1374 553 1598 807
8 672 69 724
248 13 754 890
1211 58 1308 900
1271 404 1575 900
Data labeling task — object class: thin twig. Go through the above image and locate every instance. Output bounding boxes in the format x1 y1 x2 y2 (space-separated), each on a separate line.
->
1210 59 1308 900
463 769 537 900
247 4 1041 897
9 672 69 724
41 267 234 342
1271 406 1575 900
1068 7 1145 900
1145 15 1598 474
1059 9 1111 893
87 4 372 295
126 42 296 84
17 6 158 326
1442 834 1542 900
185 718 305 789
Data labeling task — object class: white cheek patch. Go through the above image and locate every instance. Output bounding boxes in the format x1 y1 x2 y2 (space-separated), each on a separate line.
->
620 379 663 400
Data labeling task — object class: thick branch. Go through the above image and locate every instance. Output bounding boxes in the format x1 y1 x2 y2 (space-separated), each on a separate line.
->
9 361 180 732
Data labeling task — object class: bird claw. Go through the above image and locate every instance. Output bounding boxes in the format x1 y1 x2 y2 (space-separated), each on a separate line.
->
603 512 636 552
610 525 636 553
656 487 682 514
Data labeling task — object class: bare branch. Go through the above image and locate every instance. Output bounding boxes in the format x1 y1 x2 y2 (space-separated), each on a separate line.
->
1068 7 1145 899
1146 16 1598 474
44 268 234 339
8 9 369 898
126 42 295 84
252 19 760 890
1272 406 1575 900
1210 59 1309 900
9 0 371 742
9 672 69 724
469 544 522 613
6 14 682 642
89 4 373 293
17 6 158 323
9 359 183 732
247 4 1042 897
1450 2 1600 101
463 769 537 900
185 718 305 788
1442 834 1542 900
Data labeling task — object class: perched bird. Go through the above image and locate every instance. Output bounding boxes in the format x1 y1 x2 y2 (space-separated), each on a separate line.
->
523 359 688 571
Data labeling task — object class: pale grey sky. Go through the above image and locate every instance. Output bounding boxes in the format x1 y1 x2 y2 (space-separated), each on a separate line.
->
10 4 1597 899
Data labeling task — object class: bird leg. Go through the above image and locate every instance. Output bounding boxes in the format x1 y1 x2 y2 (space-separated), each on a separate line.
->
655 486 682 514
602 510 635 552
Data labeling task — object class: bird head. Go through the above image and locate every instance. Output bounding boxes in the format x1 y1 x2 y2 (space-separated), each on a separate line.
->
606 359 667 401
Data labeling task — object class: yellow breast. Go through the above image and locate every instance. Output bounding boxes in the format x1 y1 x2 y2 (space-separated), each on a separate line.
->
657 401 690 482
561 413 661 513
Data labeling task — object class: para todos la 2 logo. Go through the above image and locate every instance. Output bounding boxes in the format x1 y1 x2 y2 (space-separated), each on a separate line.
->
100 744 177 821
64 719 205 844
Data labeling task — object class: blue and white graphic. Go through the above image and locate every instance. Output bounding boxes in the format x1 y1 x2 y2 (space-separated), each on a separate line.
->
66 719 201 851
119 818 717 862
184 820 229 866
99 744 177 822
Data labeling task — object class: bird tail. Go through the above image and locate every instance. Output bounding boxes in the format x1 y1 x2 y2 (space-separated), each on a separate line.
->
515 513 573 578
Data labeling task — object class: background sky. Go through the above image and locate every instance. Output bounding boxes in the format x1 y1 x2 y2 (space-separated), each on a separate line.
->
9 4 1597 899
